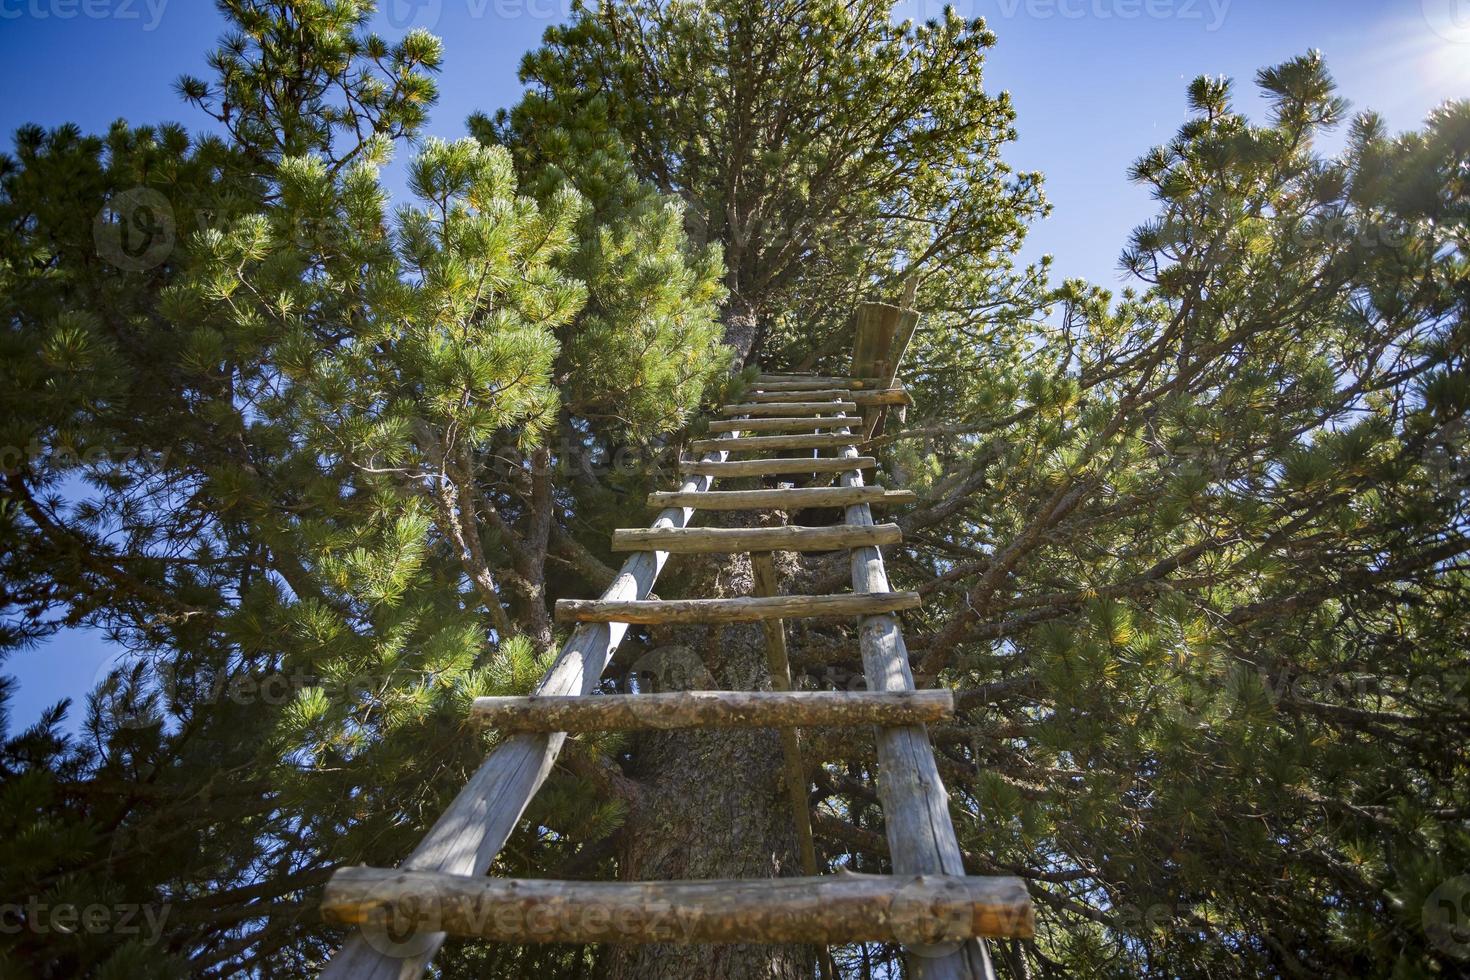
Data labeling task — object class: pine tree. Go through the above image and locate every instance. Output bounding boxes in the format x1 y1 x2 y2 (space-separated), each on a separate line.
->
0 2 724 976
505 0 1049 363
3 2 1467 978
505 9 1469 976
871 56 1470 977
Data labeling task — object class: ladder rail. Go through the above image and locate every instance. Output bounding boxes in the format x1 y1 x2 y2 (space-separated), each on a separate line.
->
320 432 743 980
836 416 999 980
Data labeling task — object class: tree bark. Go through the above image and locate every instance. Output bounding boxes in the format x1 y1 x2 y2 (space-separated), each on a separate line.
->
599 521 812 980
721 300 762 367
598 308 808 979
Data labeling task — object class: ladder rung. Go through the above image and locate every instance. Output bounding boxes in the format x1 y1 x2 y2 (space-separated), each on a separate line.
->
744 389 851 403
648 487 913 510
851 388 910 407
721 401 858 416
612 523 902 554
555 590 920 624
680 456 876 477
470 689 951 732
691 433 858 454
322 867 1035 944
707 416 853 433
755 378 883 390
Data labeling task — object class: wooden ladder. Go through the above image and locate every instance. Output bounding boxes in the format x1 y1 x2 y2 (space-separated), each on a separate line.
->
318 373 1033 979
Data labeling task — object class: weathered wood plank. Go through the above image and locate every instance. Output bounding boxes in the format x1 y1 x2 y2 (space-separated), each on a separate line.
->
720 401 859 416
755 378 883 390
680 456 877 477
647 486 914 510
555 590 920 624
469 689 952 732
851 388 911 408
322 868 1035 945
836 442 1004 979
852 304 894 388
318 432 743 980
706 416 852 433
612 523 902 554
691 433 860 453
744 389 852 403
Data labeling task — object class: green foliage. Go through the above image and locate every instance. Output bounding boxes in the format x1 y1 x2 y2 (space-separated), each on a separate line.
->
0 2 724 974
889 52 1469 978
2 2 1466 978
179 0 442 169
506 0 1048 365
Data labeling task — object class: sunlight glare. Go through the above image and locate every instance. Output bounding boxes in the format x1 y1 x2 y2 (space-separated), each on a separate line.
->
1420 1 1470 86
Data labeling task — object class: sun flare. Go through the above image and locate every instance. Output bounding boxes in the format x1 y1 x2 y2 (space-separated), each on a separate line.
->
1419 2 1470 86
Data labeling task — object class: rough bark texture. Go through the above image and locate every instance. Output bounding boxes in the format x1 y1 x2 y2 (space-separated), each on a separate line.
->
707 416 854 432
682 456 878 477
721 302 762 367
612 522 902 554
324 867 1033 944
556 591 920 624
744 389 854 402
599 510 812 980
718 401 860 416
690 433 860 453
647 486 913 510
470 689 952 732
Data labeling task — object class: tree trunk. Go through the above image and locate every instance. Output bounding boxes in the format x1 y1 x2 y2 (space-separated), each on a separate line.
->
598 526 812 980
721 299 762 367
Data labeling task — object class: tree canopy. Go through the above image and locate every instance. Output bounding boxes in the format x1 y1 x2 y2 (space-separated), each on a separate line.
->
1 2 1466 978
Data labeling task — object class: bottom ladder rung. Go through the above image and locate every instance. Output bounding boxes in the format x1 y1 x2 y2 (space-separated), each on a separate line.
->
322 867 1034 944
469 689 953 732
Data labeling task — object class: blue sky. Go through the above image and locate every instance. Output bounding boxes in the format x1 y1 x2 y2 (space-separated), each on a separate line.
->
2 0 1467 729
